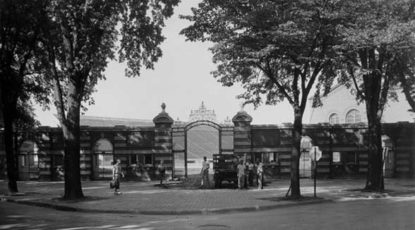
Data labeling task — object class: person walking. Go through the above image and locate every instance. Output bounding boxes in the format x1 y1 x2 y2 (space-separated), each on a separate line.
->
257 161 264 190
112 159 124 195
157 160 166 185
248 160 255 186
200 156 210 189
237 160 245 189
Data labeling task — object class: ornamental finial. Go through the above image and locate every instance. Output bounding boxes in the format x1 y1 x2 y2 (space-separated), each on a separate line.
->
161 102 166 112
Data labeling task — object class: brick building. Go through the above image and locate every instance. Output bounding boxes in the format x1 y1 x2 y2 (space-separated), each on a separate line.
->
308 85 414 124
0 102 414 181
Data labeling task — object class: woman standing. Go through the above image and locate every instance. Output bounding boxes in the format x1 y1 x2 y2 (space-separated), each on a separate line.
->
257 161 264 190
112 159 124 195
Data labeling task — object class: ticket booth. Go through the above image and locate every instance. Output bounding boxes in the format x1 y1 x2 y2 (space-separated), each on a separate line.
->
92 139 113 179
18 140 39 180
300 136 313 178
382 135 394 178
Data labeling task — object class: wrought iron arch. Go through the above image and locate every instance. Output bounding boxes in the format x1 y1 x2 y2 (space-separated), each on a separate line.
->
183 120 222 178
172 120 234 178
184 120 222 132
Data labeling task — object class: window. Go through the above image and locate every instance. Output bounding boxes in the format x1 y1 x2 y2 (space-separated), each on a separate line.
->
345 109 361 124
130 155 138 164
144 154 153 165
329 113 339 124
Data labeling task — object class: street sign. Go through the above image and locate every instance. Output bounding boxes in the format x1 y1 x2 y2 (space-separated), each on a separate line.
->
309 145 322 198
309 146 322 161
332 152 341 163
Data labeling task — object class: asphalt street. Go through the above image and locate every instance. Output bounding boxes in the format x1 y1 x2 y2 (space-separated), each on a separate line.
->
1 194 415 230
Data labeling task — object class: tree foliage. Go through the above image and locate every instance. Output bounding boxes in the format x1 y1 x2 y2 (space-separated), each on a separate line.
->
183 0 347 109
0 0 50 193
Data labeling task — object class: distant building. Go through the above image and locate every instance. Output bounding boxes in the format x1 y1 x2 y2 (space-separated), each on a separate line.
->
308 85 414 124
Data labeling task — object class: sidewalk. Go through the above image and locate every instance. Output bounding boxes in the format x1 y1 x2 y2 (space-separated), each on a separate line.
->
1 178 415 215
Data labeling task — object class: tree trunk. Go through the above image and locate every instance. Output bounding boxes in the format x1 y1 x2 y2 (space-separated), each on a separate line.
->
364 101 384 191
62 110 84 199
289 108 303 198
3 110 18 193
363 70 384 192
1 79 19 193
61 100 84 199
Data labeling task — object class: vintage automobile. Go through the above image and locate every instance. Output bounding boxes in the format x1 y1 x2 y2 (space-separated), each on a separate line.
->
212 154 238 188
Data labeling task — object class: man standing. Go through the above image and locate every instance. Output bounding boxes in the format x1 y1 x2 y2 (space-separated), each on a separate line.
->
112 159 124 195
157 161 166 185
237 160 245 189
200 156 210 189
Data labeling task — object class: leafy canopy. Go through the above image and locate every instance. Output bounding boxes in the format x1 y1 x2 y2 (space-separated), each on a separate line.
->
334 0 415 111
45 0 180 106
181 0 350 112
0 0 50 123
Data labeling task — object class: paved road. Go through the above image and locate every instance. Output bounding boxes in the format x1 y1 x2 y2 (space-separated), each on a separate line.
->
0 202 170 230
1 195 415 230
3 178 415 215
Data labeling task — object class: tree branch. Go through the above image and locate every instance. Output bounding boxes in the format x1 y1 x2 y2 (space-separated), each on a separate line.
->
397 61 415 112
347 64 366 99
378 71 390 118
292 68 300 105
49 46 66 124
257 61 295 106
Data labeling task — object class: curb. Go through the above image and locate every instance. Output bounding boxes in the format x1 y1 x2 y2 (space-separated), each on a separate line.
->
5 197 331 215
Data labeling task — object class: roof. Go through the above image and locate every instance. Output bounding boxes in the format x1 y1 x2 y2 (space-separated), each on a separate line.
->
80 116 154 127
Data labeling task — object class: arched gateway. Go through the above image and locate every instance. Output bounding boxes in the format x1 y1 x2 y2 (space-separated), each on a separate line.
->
172 120 234 178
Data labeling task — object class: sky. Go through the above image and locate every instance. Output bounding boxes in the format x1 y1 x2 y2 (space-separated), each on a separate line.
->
34 0 413 127
35 0 295 127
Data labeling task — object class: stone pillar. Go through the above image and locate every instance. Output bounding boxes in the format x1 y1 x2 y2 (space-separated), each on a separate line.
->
232 110 253 158
153 103 174 179
38 151 51 181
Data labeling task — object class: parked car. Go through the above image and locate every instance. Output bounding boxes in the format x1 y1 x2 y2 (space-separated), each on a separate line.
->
213 154 238 188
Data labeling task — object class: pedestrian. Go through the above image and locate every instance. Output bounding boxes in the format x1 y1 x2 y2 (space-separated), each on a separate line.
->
237 160 245 189
200 156 210 188
248 160 255 186
257 161 264 190
157 160 166 185
112 159 124 195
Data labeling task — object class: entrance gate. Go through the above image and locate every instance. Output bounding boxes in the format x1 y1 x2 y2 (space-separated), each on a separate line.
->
172 120 233 178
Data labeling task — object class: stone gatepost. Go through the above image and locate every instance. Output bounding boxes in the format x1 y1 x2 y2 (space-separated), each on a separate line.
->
232 110 253 160
153 103 174 180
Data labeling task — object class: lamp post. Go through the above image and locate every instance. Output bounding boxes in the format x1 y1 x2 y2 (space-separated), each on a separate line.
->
314 147 317 198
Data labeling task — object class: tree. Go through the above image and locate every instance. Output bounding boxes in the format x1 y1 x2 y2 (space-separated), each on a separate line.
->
393 48 415 113
335 0 415 191
43 0 179 199
0 0 49 193
181 0 349 198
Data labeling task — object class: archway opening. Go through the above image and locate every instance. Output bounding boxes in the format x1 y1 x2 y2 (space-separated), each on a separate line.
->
93 138 113 179
18 140 39 180
186 123 220 176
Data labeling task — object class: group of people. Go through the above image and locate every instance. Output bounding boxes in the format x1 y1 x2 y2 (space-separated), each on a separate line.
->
200 156 264 190
237 160 264 190
110 156 264 195
110 159 167 195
